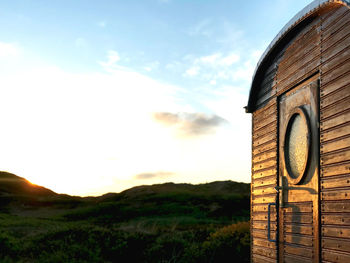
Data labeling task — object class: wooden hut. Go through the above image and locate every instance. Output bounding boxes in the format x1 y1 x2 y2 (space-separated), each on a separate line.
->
246 0 350 262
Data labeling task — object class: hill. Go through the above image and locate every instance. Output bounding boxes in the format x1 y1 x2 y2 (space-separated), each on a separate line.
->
0 171 250 262
0 172 83 211
0 171 56 197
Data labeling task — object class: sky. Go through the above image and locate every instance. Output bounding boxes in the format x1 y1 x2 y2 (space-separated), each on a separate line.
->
0 0 313 196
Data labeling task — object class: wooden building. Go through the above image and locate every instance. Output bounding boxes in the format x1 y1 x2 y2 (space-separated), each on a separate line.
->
246 0 350 262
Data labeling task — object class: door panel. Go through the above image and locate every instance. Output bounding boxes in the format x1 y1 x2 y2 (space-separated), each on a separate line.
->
278 78 319 262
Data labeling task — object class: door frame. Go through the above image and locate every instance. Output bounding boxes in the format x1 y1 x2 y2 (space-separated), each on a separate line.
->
277 74 320 262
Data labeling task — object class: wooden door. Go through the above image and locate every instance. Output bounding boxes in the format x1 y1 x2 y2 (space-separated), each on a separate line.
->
278 77 319 262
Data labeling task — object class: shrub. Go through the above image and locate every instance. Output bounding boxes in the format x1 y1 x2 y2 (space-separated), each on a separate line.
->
195 221 250 263
0 232 19 259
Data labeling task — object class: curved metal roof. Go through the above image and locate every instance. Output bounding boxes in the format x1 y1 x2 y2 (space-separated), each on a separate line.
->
246 0 350 113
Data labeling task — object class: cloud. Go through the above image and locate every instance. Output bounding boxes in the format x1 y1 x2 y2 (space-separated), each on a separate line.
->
188 19 212 37
135 171 174 180
183 52 240 81
98 50 123 70
153 112 228 137
143 60 160 72
0 42 20 57
199 52 240 67
184 66 199 77
183 49 264 86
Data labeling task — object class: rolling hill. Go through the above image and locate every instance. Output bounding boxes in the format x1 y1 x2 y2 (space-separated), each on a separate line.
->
0 171 251 262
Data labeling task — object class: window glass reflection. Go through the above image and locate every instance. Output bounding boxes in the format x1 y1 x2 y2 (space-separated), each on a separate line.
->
286 114 308 179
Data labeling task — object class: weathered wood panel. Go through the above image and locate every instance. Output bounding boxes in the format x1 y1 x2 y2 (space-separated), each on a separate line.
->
322 226 350 239
321 161 350 177
322 249 350 263
322 58 350 86
253 237 277 249
322 201 350 212
321 189 350 200
323 20 350 52
253 100 277 123
253 194 276 204
284 234 313 247
283 202 313 213
252 204 275 213
321 85 350 111
253 141 277 156
276 18 321 95
321 44 350 75
321 122 350 142
252 185 277 196
322 237 350 253
253 115 277 132
252 168 276 180
321 96 350 120
252 254 277 263
250 5 350 262
284 244 313 258
253 131 276 148
321 148 350 165
321 175 350 189
284 214 313 224
322 214 350 225
252 245 277 259
320 72 350 97
252 229 277 240
321 111 350 131
252 175 276 187
251 98 278 262
321 6 349 30
252 212 277 222
252 220 277 231
284 224 313 235
284 254 313 263
321 135 350 153
253 149 276 164
252 159 276 173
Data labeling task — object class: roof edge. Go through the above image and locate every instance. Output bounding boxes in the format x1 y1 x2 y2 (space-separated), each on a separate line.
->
246 0 350 113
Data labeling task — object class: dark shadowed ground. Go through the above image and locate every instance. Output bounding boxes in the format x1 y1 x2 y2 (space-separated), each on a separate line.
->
0 171 250 263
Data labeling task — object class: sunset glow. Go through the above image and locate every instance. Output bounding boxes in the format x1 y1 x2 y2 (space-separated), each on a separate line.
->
0 0 313 196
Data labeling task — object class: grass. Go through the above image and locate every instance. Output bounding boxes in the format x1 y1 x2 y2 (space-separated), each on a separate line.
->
0 172 251 262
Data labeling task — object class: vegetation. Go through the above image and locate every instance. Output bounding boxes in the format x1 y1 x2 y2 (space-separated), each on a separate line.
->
0 172 250 262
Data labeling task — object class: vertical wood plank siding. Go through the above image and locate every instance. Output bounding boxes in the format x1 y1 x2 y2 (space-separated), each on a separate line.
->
320 6 350 262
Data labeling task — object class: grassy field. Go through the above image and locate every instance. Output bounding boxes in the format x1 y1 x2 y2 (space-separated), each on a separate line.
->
0 172 250 262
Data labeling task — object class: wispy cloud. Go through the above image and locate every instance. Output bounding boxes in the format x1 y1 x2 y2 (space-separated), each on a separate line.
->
183 49 263 86
144 60 160 72
188 19 212 37
98 50 125 71
135 171 174 180
153 112 228 137
184 66 199 77
183 52 240 81
199 52 240 67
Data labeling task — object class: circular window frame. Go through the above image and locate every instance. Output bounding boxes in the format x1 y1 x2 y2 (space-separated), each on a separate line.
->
283 106 311 185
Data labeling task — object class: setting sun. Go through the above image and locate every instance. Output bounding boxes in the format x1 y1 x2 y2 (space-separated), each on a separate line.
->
0 0 313 196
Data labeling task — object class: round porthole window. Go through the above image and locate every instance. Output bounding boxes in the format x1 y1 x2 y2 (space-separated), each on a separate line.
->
283 107 311 185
